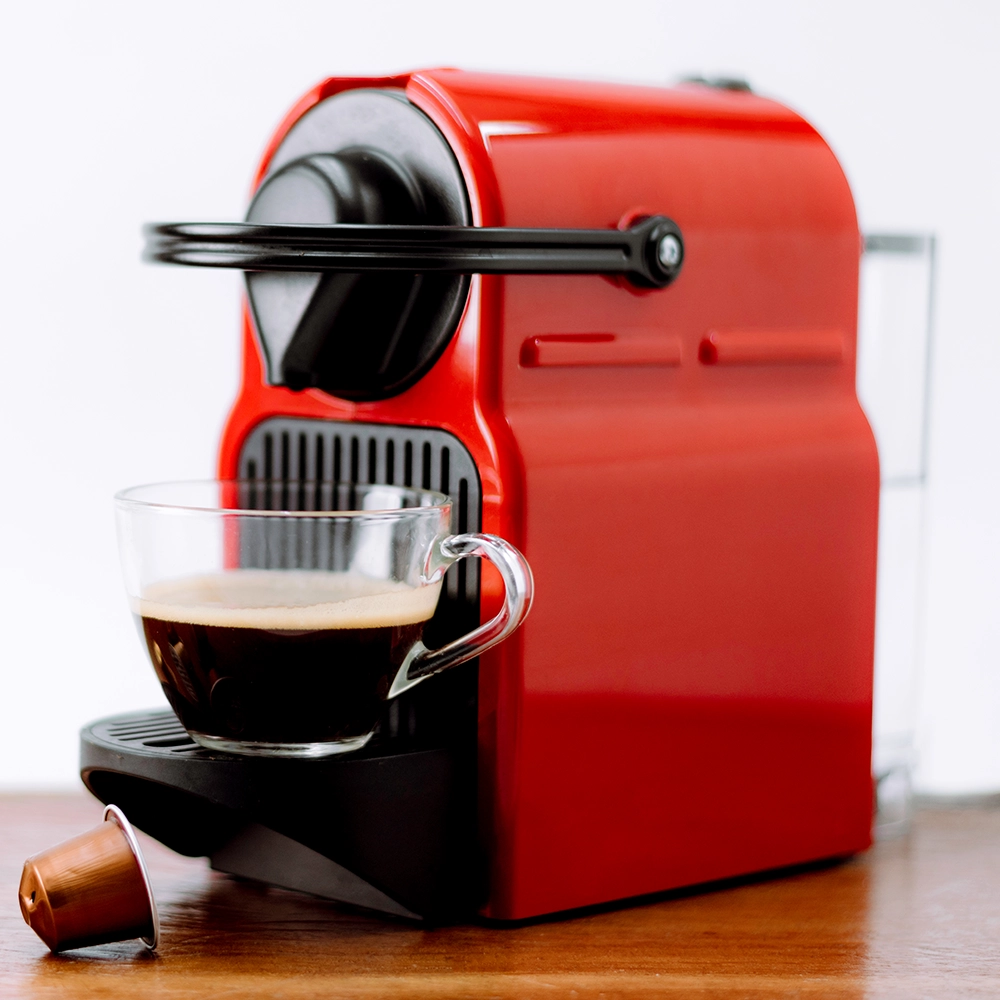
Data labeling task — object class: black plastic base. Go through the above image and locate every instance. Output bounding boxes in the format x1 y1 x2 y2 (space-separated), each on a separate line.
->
80 710 481 922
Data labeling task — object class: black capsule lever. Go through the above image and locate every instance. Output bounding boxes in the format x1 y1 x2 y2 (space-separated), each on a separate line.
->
143 215 684 289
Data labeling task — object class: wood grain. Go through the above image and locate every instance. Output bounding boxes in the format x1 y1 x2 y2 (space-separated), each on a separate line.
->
1 795 998 998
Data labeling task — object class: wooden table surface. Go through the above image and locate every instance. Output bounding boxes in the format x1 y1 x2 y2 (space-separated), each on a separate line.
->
1 795 997 998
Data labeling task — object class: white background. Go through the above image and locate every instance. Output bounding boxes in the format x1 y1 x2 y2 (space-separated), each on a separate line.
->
0 0 997 792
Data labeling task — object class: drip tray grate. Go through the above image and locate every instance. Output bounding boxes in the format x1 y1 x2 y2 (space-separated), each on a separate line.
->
97 710 202 754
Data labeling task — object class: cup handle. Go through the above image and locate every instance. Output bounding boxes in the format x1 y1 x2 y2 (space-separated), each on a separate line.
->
388 533 534 699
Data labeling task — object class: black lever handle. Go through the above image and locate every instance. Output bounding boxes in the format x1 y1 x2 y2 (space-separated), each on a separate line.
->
143 215 684 289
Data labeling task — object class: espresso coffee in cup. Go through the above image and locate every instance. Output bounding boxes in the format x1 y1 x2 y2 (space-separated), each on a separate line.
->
135 571 441 752
116 481 533 757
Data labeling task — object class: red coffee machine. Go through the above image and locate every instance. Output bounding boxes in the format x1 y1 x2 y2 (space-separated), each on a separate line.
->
82 69 878 923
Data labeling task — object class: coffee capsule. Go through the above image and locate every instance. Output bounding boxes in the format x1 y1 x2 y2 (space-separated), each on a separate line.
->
18 804 159 952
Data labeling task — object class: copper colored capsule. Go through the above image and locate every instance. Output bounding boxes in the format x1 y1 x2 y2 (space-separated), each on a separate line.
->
18 804 159 952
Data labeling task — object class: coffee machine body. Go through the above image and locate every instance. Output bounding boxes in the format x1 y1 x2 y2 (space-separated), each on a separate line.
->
211 71 877 921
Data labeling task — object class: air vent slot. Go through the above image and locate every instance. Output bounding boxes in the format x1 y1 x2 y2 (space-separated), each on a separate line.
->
236 418 481 609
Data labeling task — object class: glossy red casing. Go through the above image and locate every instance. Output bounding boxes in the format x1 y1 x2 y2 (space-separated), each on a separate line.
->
218 70 878 921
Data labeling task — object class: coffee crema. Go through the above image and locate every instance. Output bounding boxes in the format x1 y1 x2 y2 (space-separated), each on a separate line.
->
134 571 440 749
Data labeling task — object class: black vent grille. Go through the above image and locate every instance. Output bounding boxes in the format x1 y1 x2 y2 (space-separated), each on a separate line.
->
237 418 481 610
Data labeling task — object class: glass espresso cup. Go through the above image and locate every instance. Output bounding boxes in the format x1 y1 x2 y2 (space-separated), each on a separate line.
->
115 480 533 757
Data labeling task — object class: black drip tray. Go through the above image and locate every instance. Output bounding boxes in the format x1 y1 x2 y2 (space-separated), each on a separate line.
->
80 709 479 922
